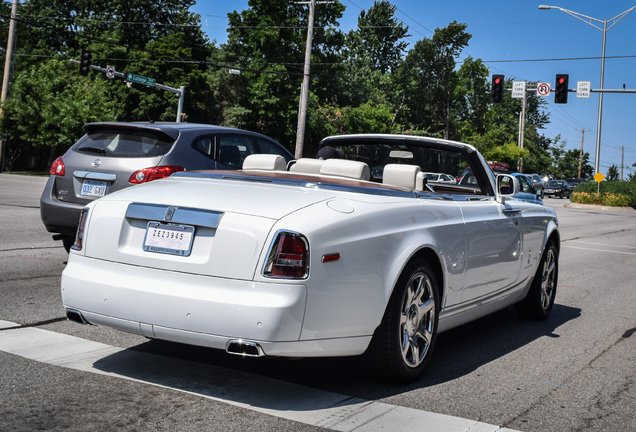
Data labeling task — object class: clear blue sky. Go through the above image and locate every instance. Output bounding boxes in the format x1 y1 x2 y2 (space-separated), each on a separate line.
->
190 1 636 178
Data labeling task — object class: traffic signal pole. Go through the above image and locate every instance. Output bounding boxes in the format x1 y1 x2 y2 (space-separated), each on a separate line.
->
69 60 186 123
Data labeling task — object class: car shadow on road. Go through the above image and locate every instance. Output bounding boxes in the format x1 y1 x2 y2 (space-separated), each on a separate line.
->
103 302 580 401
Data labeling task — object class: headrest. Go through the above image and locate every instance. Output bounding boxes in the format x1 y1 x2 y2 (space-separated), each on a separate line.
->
289 158 324 174
319 159 371 181
382 164 422 190
242 154 286 171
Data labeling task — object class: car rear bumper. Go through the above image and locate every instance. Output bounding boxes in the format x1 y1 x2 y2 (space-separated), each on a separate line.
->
61 255 371 357
40 176 84 237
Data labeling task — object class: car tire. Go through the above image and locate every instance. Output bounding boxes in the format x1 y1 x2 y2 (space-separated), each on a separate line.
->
367 258 439 383
61 235 74 253
515 239 558 320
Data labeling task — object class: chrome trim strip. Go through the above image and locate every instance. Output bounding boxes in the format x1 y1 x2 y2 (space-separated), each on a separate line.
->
125 203 223 229
73 170 117 182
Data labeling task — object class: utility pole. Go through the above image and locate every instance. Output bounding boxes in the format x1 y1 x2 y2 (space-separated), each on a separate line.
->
576 128 590 179
294 0 331 159
294 0 316 160
0 0 19 172
615 146 631 180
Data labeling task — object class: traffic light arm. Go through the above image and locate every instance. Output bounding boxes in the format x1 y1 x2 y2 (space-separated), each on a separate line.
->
505 87 636 94
69 59 186 122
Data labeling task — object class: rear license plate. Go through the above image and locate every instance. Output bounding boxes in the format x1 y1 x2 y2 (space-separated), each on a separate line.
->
143 222 195 256
81 180 107 197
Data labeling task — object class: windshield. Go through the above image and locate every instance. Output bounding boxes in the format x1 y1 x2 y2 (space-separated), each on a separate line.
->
74 128 176 158
333 142 467 183
547 181 564 187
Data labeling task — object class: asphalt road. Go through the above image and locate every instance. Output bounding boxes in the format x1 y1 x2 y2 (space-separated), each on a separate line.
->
1 173 634 432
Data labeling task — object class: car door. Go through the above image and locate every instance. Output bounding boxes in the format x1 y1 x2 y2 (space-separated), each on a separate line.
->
455 199 523 303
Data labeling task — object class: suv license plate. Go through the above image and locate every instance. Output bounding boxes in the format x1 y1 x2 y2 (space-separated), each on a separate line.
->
81 180 107 197
143 222 195 256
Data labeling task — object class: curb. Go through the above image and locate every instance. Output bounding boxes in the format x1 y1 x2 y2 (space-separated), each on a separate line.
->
565 203 635 211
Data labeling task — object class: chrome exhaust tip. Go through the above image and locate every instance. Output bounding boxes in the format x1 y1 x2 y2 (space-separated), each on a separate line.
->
66 308 88 325
225 339 265 357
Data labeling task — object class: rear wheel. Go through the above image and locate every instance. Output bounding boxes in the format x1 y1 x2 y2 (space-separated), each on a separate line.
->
515 239 558 320
367 258 439 383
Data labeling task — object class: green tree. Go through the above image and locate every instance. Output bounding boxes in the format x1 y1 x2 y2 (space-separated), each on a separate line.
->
347 1 408 74
606 164 620 181
336 0 409 109
1 59 120 166
453 57 490 137
400 22 471 139
217 0 345 151
1 0 212 167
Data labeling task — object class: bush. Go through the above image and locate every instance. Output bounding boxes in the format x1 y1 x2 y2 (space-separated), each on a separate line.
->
571 180 636 208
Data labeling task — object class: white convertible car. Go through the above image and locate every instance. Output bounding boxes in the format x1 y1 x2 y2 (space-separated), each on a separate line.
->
62 134 560 382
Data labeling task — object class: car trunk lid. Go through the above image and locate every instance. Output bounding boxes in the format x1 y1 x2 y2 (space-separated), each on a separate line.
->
82 175 333 280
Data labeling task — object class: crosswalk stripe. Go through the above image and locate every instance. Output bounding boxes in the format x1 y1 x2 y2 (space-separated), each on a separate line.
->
0 320 517 432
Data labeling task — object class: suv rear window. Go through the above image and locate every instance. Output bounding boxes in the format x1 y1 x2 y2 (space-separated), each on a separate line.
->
73 129 175 158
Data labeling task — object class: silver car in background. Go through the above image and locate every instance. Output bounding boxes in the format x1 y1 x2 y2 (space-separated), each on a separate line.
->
40 122 294 251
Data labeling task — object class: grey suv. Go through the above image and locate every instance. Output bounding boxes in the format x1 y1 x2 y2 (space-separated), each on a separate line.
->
41 122 294 251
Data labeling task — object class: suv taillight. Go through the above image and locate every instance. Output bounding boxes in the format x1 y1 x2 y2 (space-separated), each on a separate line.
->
263 231 309 279
50 157 65 176
72 208 90 251
129 165 185 184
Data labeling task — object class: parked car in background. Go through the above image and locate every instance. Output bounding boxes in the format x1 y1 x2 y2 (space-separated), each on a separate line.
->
528 174 545 191
423 172 456 184
566 177 585 189
62 133 559 383
40 122 294 251
511 173 544 204
544 180 572 199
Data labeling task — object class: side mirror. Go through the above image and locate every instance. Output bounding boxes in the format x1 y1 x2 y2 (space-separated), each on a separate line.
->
537 189 544 198
497 174 519 197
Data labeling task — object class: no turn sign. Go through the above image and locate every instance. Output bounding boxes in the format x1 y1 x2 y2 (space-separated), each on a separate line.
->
537 82 551 96
106 66 115 79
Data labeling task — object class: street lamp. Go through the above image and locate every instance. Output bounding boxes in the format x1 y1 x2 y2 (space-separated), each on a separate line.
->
538 5 636 176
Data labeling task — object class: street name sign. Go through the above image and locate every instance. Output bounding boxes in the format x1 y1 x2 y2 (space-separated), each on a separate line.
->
512 81 526 98
577 81 591 98
125 73 156 87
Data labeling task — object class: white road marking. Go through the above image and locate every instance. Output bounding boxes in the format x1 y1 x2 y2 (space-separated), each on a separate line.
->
563 245 636 255
0 320 518 432
565 240 636 250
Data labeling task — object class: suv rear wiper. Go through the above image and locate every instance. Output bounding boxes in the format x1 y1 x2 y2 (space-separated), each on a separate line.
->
77 146 106 154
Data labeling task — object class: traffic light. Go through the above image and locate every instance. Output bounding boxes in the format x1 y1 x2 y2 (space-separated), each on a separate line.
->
491 75 504 103
555 74 569 104
79 50 92 76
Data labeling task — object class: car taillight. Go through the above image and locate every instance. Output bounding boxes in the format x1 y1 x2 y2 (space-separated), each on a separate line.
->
72 208 89 251
50 157 65 176
263 231 309 279
129 165 185 184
